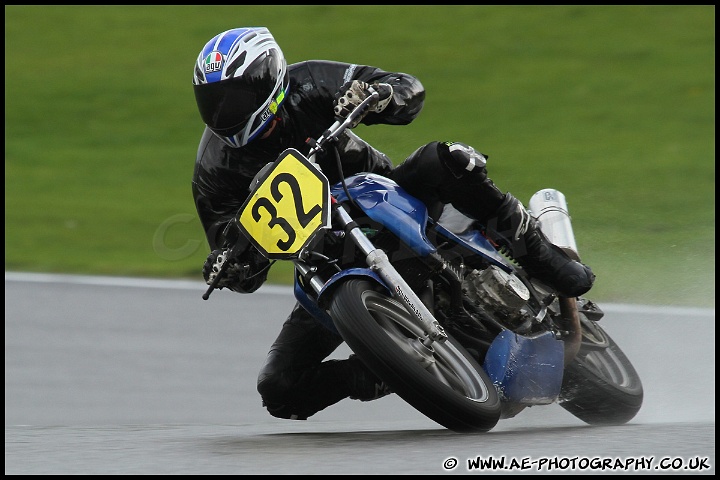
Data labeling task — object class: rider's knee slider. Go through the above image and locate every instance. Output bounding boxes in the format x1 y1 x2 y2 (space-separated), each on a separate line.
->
438 141 488 179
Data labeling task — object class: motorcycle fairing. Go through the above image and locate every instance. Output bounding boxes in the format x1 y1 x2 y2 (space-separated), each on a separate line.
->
331 173 437 256
482 329 564 405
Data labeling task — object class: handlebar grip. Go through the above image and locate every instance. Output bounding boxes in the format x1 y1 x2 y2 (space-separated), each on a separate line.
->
345 90 379 124
202 258 232 300
202 234 250 300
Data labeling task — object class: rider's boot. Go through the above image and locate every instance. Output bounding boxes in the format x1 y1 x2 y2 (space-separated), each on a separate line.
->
346 355 392 402
483 193 595 297
434 142 595 297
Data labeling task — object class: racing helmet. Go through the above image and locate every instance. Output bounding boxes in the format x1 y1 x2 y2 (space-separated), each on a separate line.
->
193 27 289 148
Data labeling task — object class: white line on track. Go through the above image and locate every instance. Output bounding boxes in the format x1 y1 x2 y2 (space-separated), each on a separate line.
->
5 271 715 318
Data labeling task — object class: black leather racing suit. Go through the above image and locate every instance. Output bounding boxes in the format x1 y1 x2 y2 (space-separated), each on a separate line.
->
192 60 504 420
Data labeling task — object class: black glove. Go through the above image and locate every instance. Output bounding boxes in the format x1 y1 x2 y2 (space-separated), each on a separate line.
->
202 246 270 294
333 80 393 127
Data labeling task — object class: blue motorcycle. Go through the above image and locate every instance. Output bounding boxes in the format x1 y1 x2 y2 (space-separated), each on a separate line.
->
204 90 643 433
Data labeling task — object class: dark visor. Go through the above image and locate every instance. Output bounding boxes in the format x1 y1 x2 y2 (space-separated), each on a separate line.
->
193 54 279 136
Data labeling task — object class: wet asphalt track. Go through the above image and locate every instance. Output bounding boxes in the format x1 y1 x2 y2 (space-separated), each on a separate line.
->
4 273 715 475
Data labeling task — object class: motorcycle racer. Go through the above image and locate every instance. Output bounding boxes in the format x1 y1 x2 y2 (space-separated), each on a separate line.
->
191 27 595 420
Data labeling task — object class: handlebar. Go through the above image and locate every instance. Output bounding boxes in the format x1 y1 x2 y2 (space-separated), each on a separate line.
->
202 252 233 300
307 87 380 161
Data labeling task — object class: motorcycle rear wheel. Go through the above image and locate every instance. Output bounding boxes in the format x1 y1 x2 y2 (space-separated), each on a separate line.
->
330 278 501 433
559 314 644 425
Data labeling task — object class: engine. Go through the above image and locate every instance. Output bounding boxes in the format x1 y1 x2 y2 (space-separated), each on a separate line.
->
462 266 531 327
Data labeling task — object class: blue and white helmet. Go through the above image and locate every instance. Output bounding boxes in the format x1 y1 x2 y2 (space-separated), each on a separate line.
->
193 27 288 148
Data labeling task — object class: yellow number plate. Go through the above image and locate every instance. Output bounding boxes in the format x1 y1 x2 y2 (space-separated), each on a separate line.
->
237 149 331 259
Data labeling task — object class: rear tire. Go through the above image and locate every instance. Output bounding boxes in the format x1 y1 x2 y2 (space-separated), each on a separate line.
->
330 279 501 433
559 314 644 425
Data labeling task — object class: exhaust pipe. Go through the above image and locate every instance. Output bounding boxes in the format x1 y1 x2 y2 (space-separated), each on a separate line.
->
528 188 580 261
529 188 582 364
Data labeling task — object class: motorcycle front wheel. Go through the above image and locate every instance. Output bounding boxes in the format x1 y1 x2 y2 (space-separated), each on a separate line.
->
559 313 644 425
329 278 501 433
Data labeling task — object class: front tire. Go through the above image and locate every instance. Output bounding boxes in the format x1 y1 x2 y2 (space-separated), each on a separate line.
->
559 314 644 425
330 279 501 433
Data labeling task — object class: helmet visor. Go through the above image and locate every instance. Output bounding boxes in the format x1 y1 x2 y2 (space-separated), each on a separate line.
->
193 80 265 136
193 52 280 137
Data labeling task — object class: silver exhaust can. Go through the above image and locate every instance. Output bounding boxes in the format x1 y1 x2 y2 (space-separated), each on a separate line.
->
528 189 580 261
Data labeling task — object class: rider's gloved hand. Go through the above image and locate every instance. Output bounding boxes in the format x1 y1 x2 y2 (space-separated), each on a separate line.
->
202 246 270 294
333 80 393 127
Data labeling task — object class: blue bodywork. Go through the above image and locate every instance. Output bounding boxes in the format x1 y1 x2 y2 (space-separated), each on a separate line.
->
330 173 515 269
433 224 514 273
294 267 391 337
332 174 437 257
295 172 564 406
483 330 565 405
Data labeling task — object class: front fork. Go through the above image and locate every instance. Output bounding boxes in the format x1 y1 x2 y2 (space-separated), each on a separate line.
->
308 202 449 345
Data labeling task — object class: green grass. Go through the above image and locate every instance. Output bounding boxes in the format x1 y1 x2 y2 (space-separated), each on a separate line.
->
5 5 715 307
